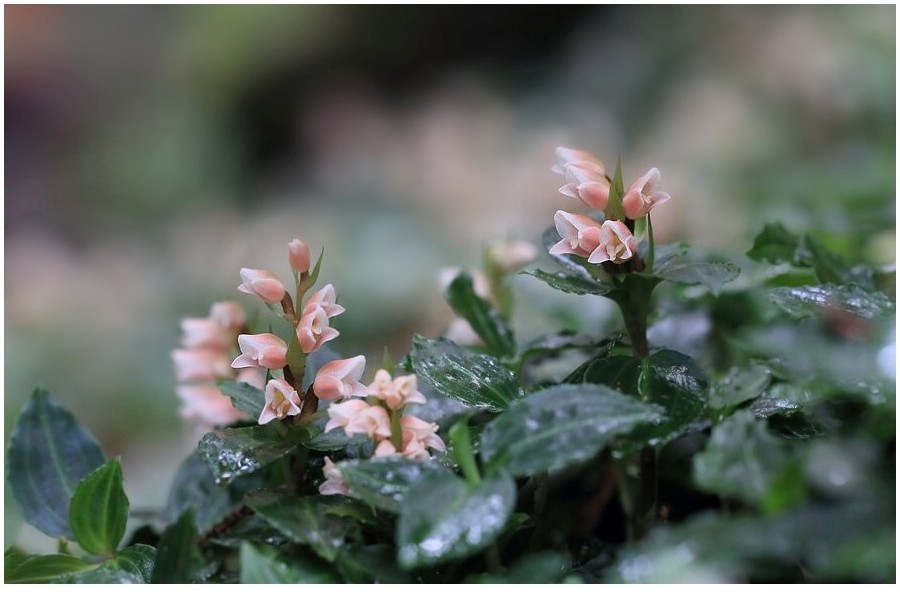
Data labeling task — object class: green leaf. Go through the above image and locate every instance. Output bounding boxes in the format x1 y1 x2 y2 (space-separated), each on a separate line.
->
336 545 413 584
397 471 516 569
768 284 895 320
247 492 358 562
407 335 523 412
653 261 740 295
523 269 613 296
445 272 516 357
68 458 129 557
299 424 370 452
693 410 800 508
468 550 572 583
336 456 456 513
218 381 264 421
55 545 157 583
517 332 605 361
198 425 302 483
109 544 157 583
6 389 106 538
151 509 201 584
709 365 772 411
480 384 663 476
240 542 339 584
5 553 93 583
746 222 804 265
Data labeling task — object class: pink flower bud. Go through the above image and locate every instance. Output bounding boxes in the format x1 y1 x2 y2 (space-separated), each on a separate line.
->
172 349 234 382
237 268 286 304
313 355 368 401
297 305 340 354
259 378 302 424
319 457 351 496
232 333 288 370
324 399 370 433
488 240 539 273
209 301 246 331
303 283 345 318
180 318 234 350
588 220 638 264
367 369 426 410
551 146 606 176
177 384 247 426
288 239 311 274
622 167 671 220
558 164 610 211
548 211 603 259
345 405 392 440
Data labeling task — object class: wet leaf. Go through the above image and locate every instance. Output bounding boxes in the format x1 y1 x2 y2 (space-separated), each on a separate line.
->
198 425 302 483
300 424 370 451
445 272 515 357
397 471 516 569
335 545 413 584
218 381 264 421
56 545 157 583
6 389 106 538
4 553 93 583
151 509 201 584
653 261 740 295
481 384 663 476
69 458 129 557
240 542 339 583
517 332 605 361
768 284 894 320
746 222 805 265
468 550 572 583
336 456 456 513
407 335 523 412
247 492 357 562
524 269 612 296
709 365 772 411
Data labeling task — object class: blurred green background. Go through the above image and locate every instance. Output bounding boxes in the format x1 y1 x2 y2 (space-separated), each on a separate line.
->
5 5 894 550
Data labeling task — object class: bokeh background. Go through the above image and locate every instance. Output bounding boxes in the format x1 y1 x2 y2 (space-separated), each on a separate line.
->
5 5 895 550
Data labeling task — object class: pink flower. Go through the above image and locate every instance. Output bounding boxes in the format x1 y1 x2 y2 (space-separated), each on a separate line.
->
374 437 428 460
231 333 288 370
622 167 671 220
588 220 638 264
401 415 446 453
259 378 302 424
488 240 539 273
237 268 286 304
209 301 246 331
548 210 603 259
236 367 266 390
288 239 311 274
373 416 444 460
303 283 345 318
297 305 340 354
176 384 246 426
558 164 611 211
313 355 368 401
344 405 392 440
324 399 370 433
172 349 234 382
367 369 427 410
319 457 351 496
551 146 606 176
180 318 234 350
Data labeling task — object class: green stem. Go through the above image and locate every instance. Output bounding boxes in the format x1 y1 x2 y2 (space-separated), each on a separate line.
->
449 419 481 485
389 408 403 451
613 459 637 543
646 213 656 273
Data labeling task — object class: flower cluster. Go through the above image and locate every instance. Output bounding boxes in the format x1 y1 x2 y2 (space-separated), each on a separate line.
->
172 301 262 427
550 147 670 265
318 363 445 495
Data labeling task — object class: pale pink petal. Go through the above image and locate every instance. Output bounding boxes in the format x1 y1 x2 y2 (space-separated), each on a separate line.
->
259 378 301 425
345 405 392 439
623 167 671 219
232 333 287 370
324 399 370 432
554 147 606 175
374 439 398 457
209 301 246 331
180 318 233 350
172 349 233 382
288 239 311 274
237 268 286 304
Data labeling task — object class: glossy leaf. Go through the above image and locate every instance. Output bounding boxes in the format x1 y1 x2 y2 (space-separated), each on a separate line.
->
6 389 106 538
218 381 264 421
445 272 515 357
335 545 413 584
768 284 894 320
300 424 371 452
653 261 740 295
4 553 93 583
481 384 663 476
336 456 456 513
151 509 201 584
693 410 799 508
56 546 157 584
198 425 302 483
746 222 805 265
69 458 129 557
709 365 772 411
247 492 358 562
468 550 572 583
407 335 523 412
240 542 339 584
397 471 516 569
524 269 612 296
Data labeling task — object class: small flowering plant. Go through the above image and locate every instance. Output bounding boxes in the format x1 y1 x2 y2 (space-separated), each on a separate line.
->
6 148 895 583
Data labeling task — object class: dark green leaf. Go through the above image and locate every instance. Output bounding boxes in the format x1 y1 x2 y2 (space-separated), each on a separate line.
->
6 389 106 538
337 456 456 513
709 365 772 411
247 492 357 562
481 384 663 476
240 542 339 584
693 410 799 508
151 509 201 584
524 269 612 296
5 553 93 583
69 458 129 557
336 545 413 584
653 261 740 295
109 544 157 583
746 223 804 265
407 335 523 412
768 284 894 320
517 332 605 361
300 424 370 452
468 550 572 583
218 381 264 421
56 547 157 584
198 425 302 483
445 272 516 357
397 471 516 568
